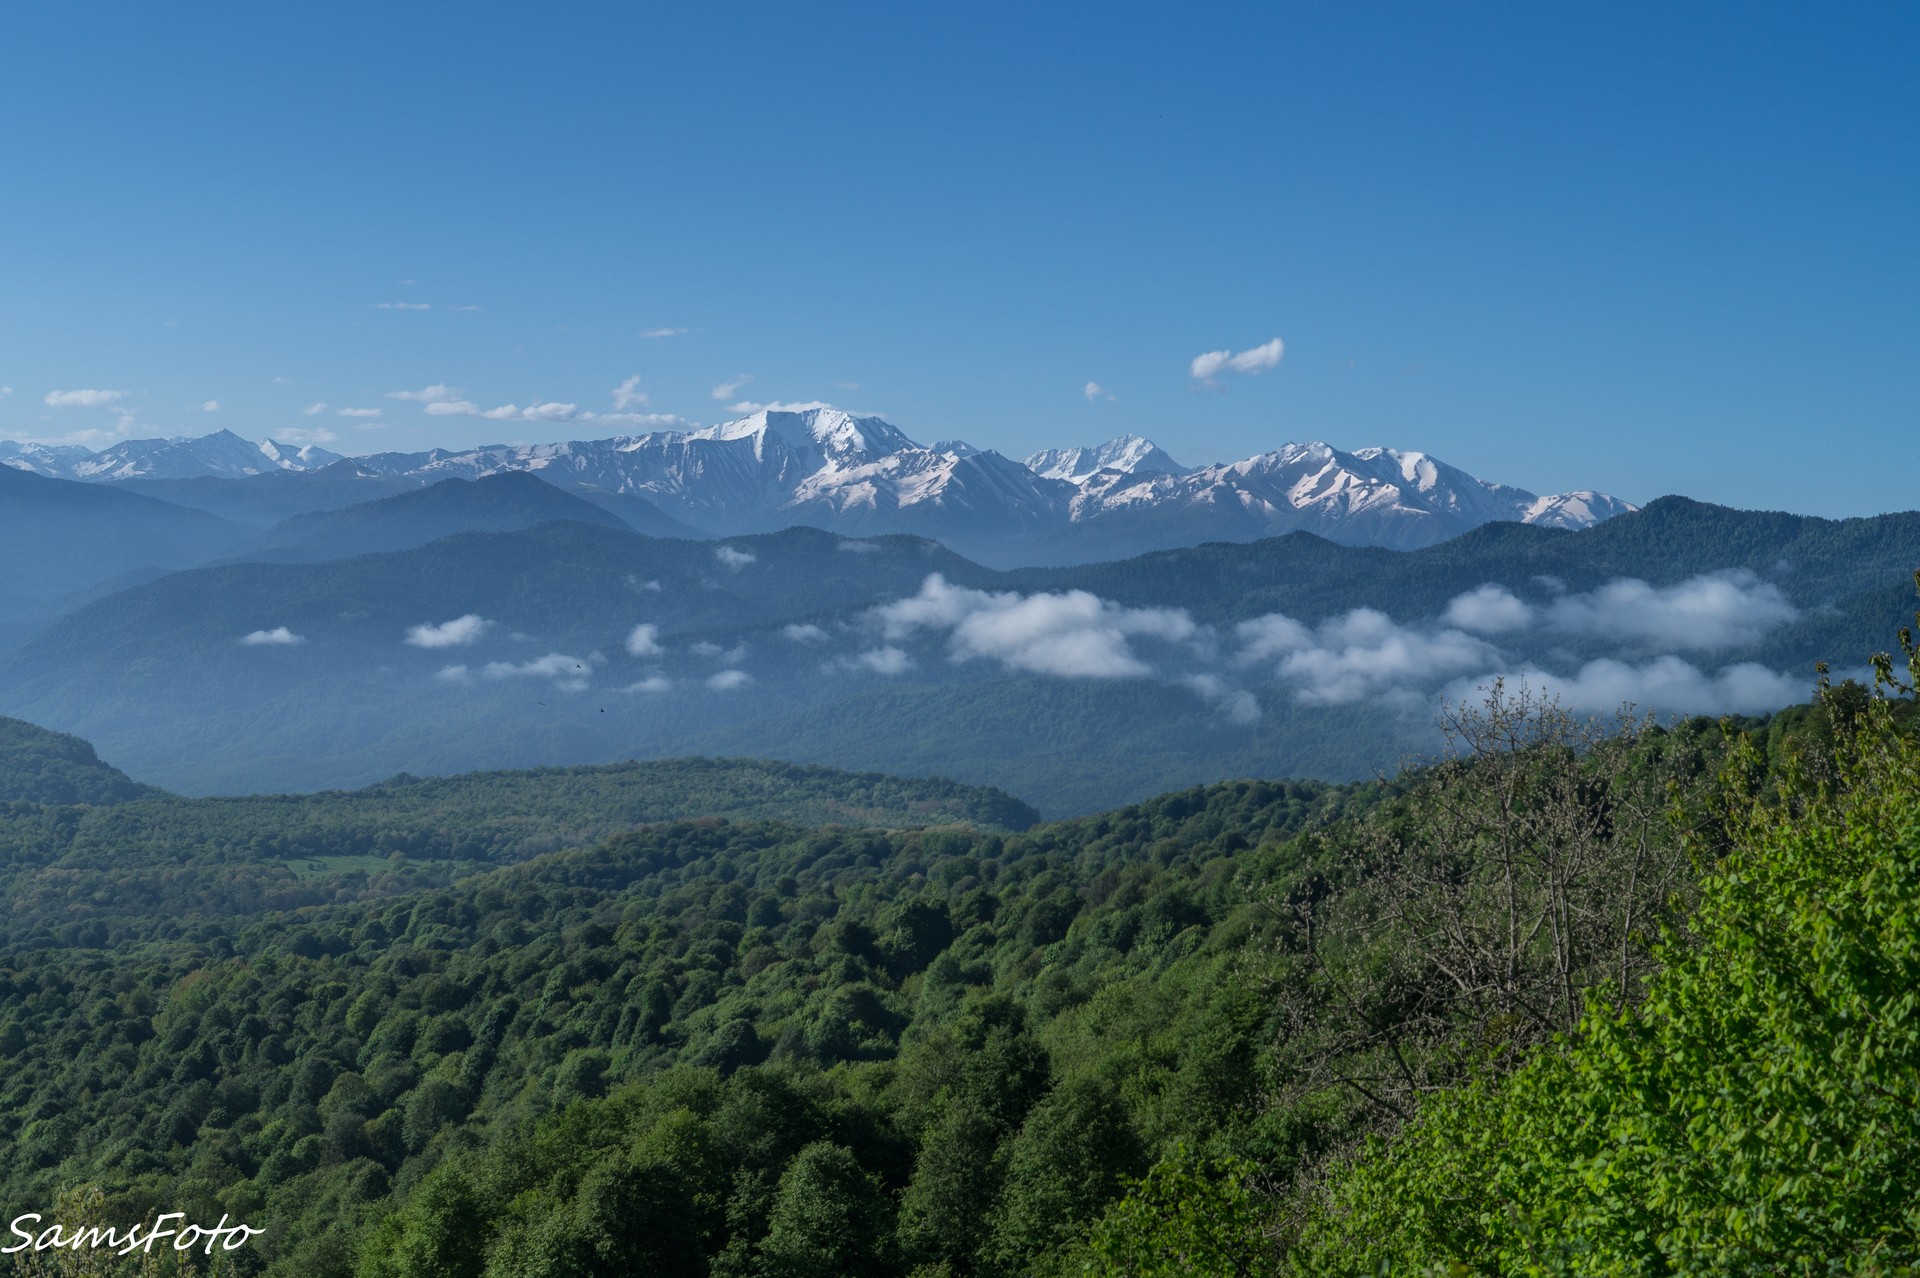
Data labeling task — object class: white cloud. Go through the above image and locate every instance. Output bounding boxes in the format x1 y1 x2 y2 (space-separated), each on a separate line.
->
445 304 482 312
199 400 220 412
336 407 383 419
834 381 861 391
240 626 306 646
0 387 12 398
640 327 688 339
375 302 431 311
715 545 756 569
711 374 754 400
482 653 592 688
389 384 461 403
275 427 338 446
692 641 748 665
1544 570 1796 651
44 389 126 409
416 394 685 430
876 574 1198 679
1083 381 1116 402
1236 607 1502 705
855 646 914 675
303 402 328 415
1442 584 1534 635
729 399 838 415
783 623 829 643
1446 658 1807 719
708 669 753 691
1190 337 1285 384
1179 673 1261 725
625 675 673 693
612 375 648 411
404 614 492 648
625 623 663 658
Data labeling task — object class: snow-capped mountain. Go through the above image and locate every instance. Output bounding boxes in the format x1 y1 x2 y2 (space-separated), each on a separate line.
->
1025 434 1191 484
0 415 1634 563
1056 441 1637 553
0 429 342 480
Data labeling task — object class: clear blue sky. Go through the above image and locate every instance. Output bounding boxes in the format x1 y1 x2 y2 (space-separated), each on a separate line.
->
1 2 1913 515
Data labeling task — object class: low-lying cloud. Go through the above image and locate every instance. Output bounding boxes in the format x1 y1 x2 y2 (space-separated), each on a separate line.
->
875 574 1197 679
1444 658 1807 718
715 546 756 569
1436 571 1796 650
1237 608 1501 705
404 614 491 648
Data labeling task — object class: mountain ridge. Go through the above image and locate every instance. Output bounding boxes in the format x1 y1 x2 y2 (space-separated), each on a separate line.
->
2 413 1635 564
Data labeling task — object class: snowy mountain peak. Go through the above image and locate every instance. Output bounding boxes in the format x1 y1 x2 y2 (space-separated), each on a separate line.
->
691 408 921 469
1025 435 1190 484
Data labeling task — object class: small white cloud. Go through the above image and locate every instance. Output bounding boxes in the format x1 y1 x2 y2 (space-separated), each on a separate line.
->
240 626 306 646
275 427 338 446
1190 337 1284 385
44 389 126 409
417 394 683 429
1442 584 1534 635
693 641 748 664
1236 607 1501 705
445 304 482 312
336 407 383 418
436 664 471 683
375 302 432 311
876 574 1198 680
625 623 663 658
199 399 220 412
1179 674 1261 724
625 674 673 693
612 375 648 411
482 652 592 684
715 545 756 569
729 399 837 414
711 374 754 400
303 402 328 415
404 614 492 648
1083 381 1116 402
834 381 860 391
783 623 829 644
0 387 13 398
389 384 461 403
1545 570 1796 651
856 646 914 675
640 327 688 339
708 670 753 691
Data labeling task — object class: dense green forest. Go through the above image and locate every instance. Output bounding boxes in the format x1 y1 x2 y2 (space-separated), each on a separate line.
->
0 625 1916 1273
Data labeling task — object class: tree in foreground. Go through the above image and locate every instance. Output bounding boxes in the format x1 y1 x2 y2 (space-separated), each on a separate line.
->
1294 629 1920 1273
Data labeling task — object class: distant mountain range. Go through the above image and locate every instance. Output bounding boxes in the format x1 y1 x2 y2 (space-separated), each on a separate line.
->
2 494 1913 814
0 413 1633 563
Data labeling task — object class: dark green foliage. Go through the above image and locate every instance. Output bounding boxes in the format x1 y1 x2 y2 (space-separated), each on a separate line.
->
0 682 1905 1275
0 715 152 805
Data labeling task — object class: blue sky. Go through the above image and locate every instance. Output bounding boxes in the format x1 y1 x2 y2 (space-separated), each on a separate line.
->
0 2 1913 516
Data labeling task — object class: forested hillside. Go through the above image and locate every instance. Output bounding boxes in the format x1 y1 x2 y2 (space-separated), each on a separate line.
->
1 637 1916 1274
0 715 153 806
0 678 1855 1275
